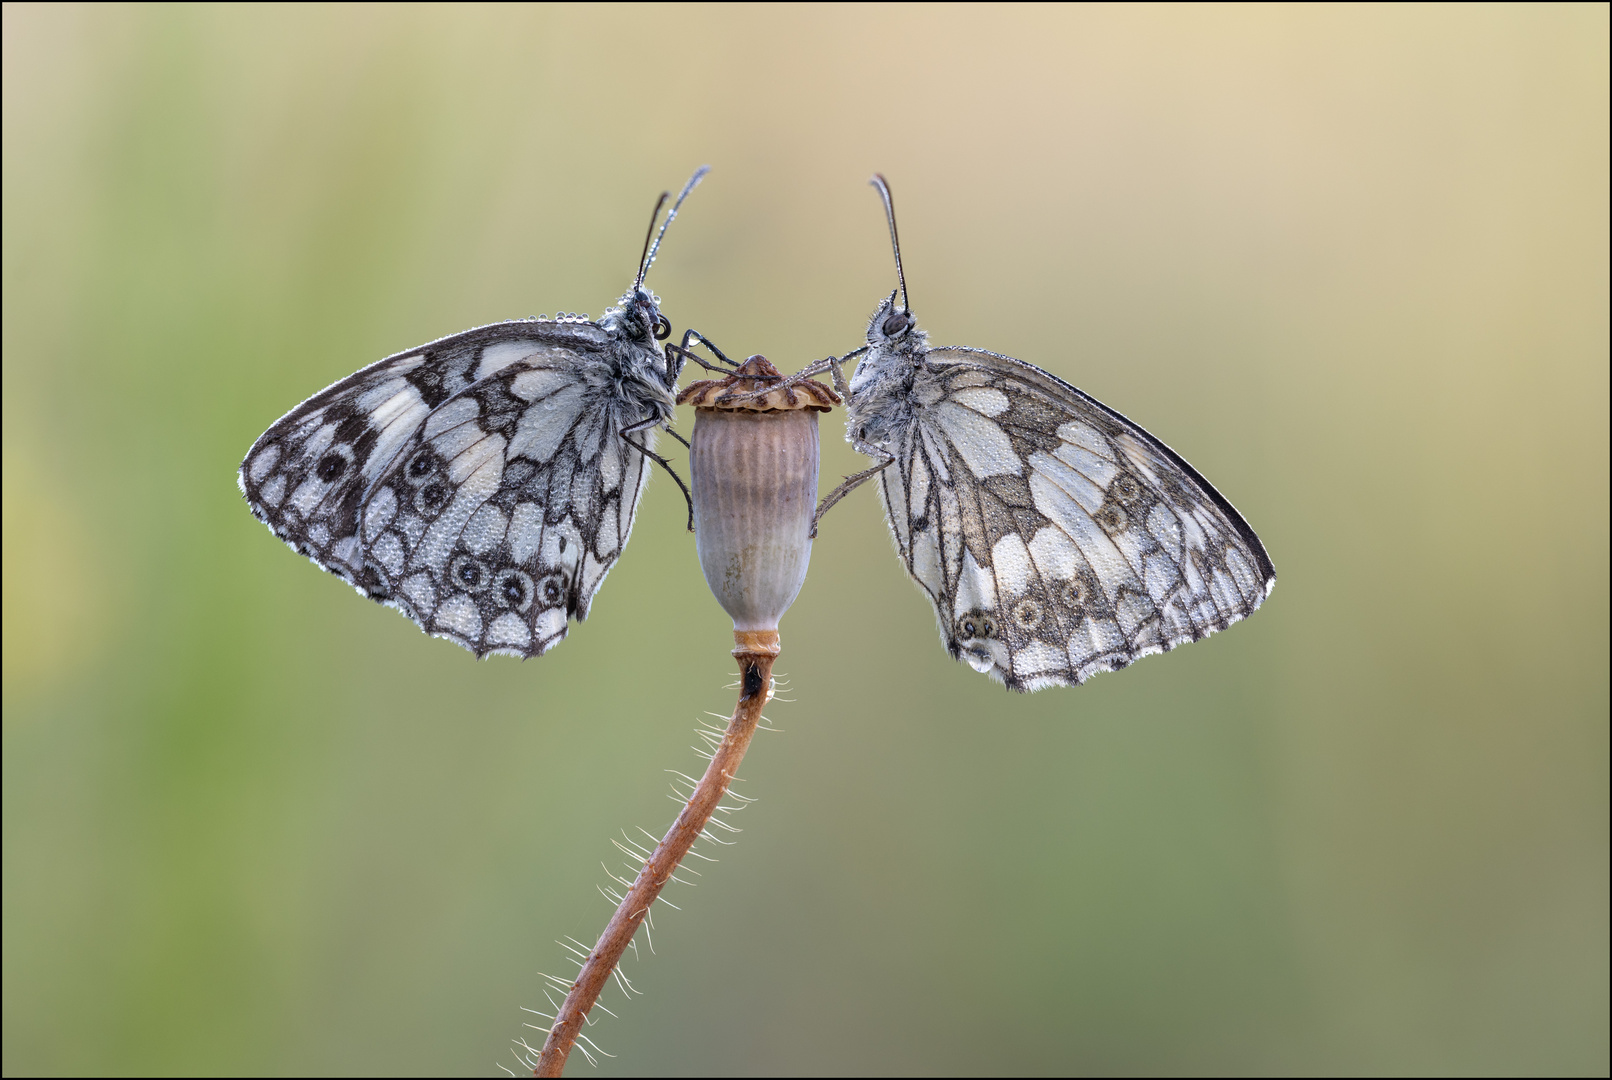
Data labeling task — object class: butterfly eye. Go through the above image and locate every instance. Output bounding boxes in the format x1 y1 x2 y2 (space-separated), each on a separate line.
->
882 312 910 336
653 314 671 340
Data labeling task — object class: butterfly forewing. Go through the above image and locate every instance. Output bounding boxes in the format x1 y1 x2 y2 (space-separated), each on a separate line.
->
240 318 661 659
875 347 1275 691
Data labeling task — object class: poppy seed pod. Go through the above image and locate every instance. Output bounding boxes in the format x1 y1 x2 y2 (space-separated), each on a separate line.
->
678 356 840 651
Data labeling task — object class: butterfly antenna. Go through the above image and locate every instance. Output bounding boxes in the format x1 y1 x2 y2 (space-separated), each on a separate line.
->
637 165 710 289
870 173 908 313
635 191 670 289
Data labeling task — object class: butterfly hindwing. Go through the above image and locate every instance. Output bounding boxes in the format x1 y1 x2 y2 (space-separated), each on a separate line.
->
876 347 1275 691
356 344 655 657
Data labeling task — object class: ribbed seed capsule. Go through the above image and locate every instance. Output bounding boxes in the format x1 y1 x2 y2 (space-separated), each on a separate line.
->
678 356 840 649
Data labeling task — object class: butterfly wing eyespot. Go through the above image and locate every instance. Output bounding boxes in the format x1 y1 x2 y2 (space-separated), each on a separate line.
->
1010 598 1044 631
1109 472 1143 505
316 451 349 482
1053 576 1095 612
955 610 999 640
857 345 1275 691
415 480 450 516
1093 504 1128 533
538 575 565 605
406 448 438 481
493 569 534 612
449 554 490 592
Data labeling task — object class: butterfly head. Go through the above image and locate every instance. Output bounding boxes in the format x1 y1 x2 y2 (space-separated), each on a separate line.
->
866 290 926 352
851 291 927 402
604 286 672 344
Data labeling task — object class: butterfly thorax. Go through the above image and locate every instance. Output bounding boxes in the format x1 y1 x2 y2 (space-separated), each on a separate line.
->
596 287 678 427
847 297 932 449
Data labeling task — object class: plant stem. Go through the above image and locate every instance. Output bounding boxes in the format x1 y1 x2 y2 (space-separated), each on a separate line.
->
534 640 778 1077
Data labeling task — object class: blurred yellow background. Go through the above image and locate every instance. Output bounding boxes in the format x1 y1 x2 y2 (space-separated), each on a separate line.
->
3 4 1606 1075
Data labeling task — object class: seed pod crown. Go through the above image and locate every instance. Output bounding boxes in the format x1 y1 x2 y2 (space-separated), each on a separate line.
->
677 356 840 412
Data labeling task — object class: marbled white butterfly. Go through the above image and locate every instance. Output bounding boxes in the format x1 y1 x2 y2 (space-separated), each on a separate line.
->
238 167 709 659
811 175 1276 691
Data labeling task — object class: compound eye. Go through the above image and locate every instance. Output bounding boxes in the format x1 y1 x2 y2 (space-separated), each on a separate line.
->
882 311 910 336
653 314 671 340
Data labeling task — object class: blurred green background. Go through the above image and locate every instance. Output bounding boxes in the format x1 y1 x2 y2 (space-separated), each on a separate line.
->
3 4 1606 1075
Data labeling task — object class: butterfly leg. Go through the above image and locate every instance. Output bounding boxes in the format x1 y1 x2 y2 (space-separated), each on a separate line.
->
685 329 740 367
664 329 746 377
686 329 743 368
718 348 865 407
823 352 858 400
664 340 727 376
780 356 834 381
620 417 696 532
782 348 864 394
810 439 894 539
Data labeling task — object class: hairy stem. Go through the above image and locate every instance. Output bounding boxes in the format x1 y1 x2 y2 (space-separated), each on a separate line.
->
534 642 778 1077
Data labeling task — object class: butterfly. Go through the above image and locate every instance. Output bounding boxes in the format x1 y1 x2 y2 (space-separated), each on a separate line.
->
807 175 1276 691
238 167 709 659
